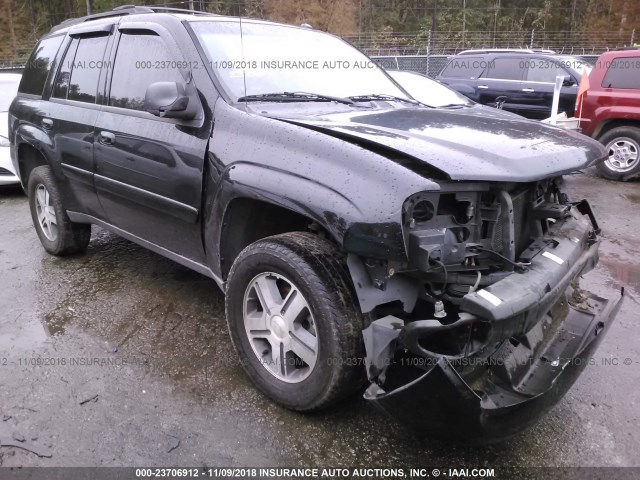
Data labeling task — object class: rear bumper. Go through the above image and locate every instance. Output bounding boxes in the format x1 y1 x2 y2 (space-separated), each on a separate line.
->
364 288 622 442
0 174 20 186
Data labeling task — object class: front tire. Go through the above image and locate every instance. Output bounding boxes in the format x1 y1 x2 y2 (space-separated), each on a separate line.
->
28 166 91 255
225 232 365 411
596 126 640 180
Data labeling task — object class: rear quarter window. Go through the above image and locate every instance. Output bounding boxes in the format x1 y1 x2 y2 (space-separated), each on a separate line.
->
601 57 640 89
18 35 64 96
440 56 485 79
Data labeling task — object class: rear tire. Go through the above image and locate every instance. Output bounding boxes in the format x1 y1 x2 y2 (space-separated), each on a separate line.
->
225 232 366 411
28 166 91 255
596 126 640 180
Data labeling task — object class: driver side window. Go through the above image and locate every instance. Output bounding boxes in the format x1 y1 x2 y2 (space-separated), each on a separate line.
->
109 32 184 111
526 61 567 83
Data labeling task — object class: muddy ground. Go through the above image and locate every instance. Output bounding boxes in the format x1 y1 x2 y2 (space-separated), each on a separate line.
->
0 169 639 470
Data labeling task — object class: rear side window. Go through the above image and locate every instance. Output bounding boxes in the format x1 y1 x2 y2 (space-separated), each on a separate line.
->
601 57 640 89
52 39 79 99
68 36 108 103
109 32 183 111
440 56 485 79
482 57 523 80
18 35 64 96
53 36 108 103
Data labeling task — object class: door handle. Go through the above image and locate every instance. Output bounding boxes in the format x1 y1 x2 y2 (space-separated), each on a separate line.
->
522 88 535 92
477 85 489 89
99 131 116 146
41 118 53 130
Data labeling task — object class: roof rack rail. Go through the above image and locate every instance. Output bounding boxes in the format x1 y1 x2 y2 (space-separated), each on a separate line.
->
50 4 213 33
457 48 557 55
144 7 212 16
51 6 153 32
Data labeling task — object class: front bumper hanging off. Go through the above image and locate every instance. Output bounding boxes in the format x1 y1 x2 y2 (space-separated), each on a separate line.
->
361 204 624 442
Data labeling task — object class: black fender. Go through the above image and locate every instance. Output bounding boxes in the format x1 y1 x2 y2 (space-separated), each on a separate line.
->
13 123 58 188
202 98 440 282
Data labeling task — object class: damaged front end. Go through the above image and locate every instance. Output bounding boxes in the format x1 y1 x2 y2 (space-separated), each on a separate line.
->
354 177 623 442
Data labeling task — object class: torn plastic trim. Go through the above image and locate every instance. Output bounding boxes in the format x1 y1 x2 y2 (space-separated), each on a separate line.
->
461 205 598 323
347 253 419 314
398 313 492 361
363 287 624 442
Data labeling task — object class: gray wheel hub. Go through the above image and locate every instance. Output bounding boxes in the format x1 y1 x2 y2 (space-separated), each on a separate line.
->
243 272 318 383
35 184 58 241
605 137 639 172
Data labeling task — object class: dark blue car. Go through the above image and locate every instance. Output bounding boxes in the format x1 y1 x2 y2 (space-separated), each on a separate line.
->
436 49 592 119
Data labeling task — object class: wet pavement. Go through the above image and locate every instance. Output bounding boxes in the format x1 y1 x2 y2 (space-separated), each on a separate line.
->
0 169 639 469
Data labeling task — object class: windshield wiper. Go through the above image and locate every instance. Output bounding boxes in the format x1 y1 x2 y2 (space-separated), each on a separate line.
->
348 94 419 105
237 91 354 105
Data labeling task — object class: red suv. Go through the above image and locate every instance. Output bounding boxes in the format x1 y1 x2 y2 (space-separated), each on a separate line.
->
577 48 640 180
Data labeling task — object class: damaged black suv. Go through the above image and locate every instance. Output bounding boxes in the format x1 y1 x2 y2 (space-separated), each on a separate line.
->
9 6 623 442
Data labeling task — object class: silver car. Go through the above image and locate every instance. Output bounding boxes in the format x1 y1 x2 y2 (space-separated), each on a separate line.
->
0 72 22 185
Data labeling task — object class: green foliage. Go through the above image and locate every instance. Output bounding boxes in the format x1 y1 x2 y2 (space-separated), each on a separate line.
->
1 0 638 63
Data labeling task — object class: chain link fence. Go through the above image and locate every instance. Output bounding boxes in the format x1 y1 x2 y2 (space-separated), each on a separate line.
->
345 29 637 57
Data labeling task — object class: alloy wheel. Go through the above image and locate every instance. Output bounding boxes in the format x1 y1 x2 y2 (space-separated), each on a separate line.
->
604 137 639 172
243 272 318 383
35 184 58 241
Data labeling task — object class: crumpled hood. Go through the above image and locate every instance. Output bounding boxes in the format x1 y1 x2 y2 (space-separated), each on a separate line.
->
266 105 606 182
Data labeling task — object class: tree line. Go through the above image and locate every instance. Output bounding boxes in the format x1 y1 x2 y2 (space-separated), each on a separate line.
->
1 0 638 61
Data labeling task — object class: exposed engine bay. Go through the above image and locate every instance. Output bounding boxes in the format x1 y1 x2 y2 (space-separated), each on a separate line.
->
349 177 623 442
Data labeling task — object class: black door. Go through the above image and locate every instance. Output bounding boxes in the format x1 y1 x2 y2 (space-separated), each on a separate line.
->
521 58 578 119
476 57 527 114
46 31 111 218
94 26 209 263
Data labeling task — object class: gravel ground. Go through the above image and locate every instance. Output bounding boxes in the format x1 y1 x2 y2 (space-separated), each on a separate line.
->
0 168 639 474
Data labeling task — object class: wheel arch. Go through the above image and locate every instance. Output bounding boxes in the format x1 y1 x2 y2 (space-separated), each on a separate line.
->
14 122 57 189
213 158 368 281
218 195 334 281
594 118 640 140
16 141 50 190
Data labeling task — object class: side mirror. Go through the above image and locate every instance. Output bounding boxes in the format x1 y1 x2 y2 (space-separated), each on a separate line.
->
144 81 193 119
562 75 576 87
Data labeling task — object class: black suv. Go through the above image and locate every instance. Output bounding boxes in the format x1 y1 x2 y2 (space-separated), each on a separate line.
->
437 49 591 119
9 6 622 442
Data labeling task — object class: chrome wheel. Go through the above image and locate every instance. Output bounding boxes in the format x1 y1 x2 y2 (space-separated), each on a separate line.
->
604 137 639 172
243 272 318 383
35 184 58 241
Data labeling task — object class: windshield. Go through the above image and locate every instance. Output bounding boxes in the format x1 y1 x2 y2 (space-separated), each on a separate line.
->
190 21 409 102
0 74 21 111
386 70 473 107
